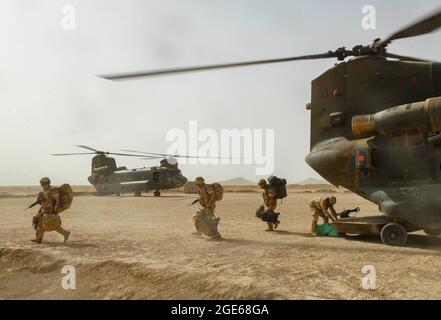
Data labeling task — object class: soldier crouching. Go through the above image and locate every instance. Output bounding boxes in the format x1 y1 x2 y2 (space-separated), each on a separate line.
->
309 196 338 237
32 177 70 244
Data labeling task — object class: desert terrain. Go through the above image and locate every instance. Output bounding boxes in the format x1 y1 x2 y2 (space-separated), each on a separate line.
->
1 185 441 300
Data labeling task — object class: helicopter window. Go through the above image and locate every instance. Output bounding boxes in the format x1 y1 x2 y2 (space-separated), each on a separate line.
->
153 172 159 182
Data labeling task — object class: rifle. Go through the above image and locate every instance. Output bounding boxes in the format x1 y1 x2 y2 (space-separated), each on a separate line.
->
25 192 43 210
188 199 199 206
338 207 360 219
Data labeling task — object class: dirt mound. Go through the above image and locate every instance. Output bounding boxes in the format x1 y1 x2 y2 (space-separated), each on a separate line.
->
0 246 276 300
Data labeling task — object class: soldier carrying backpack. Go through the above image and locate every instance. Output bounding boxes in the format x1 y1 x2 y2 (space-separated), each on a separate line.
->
257 176 287 231
28 177 73 244
191 177 223 238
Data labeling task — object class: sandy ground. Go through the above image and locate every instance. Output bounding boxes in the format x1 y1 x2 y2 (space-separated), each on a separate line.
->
1 188 441 300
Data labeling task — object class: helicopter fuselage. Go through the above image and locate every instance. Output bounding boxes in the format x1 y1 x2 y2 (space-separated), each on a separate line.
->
306 56 441 229
87 155 188 195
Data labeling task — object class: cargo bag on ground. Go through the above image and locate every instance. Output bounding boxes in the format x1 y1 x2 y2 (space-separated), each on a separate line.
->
193 208 221 237
316 223 344 237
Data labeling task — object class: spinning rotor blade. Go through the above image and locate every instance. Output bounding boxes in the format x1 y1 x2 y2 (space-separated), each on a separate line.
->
140 156 169 160
99 52 337 80
384 52 431 62
374 8 441 49
97 8 441 81
76 145 100 152
52 152 97 156
122 149 242 160
53 146 153 158
122 149 170 157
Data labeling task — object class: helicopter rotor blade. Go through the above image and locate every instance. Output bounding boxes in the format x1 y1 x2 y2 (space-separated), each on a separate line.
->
374 8 441 49
108 152 156 157
99 52 337 80
76 145 101 152
52 152 97 156
122 149 169 157
139 156 168 160
385 52 431 62
53 146 155 158
122 149 242 160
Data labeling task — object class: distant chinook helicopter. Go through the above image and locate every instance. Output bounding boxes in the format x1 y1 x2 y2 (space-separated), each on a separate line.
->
53 145 189 196
99 9 441 245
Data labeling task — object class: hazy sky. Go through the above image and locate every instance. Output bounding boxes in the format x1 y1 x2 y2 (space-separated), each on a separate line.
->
1 0 440 185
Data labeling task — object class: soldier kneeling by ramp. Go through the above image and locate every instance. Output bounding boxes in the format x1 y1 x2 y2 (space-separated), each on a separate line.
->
27 177 73 244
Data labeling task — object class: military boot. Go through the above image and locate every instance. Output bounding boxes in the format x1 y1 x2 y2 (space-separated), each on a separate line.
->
266 222 274 232
64 230 70 242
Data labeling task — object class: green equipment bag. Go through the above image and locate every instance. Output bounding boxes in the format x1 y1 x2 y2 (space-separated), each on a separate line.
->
316 223 344 237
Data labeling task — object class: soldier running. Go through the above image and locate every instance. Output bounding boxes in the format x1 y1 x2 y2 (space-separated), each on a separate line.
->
192 177 221 238
258 179 280 231
309 196 338 236
31 177 70 244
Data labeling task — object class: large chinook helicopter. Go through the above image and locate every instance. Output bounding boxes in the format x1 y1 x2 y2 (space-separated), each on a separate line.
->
100 9 441 245
53 145 188 196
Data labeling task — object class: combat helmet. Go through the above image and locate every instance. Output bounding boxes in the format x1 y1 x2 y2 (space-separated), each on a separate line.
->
329 196 337 205
195 176 205 186
40 177 51 185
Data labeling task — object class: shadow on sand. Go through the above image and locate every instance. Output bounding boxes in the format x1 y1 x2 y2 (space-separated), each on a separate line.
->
344 233 441 251
43 241 99 249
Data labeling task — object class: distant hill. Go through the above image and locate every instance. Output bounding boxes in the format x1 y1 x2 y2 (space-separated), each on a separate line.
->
0 171 69 186
297 177 327 185
0 171 40 186
220 177 256 185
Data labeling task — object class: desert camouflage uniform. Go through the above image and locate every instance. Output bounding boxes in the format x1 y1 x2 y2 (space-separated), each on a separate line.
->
309 196 338 236
193 177 221 238
261 184 279 231
34 182 70 243
198 184 216 217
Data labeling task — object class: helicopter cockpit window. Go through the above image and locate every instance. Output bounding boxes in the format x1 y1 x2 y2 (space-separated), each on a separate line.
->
153 172 159 182
170 171 178 177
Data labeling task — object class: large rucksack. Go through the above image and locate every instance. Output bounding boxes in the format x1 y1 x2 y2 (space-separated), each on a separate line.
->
211 183 224 201
267 176 287 200
56 184 74 213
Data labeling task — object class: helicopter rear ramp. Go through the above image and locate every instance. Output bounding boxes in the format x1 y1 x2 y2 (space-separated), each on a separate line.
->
332 215 394 235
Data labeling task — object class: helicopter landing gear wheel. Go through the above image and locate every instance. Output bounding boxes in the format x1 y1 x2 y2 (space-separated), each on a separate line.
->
154 191 161 197
134 191 141 197
423 228 441 236
381 223 408 246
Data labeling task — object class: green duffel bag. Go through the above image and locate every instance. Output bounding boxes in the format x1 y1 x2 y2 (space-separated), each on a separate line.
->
316 223 344 237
